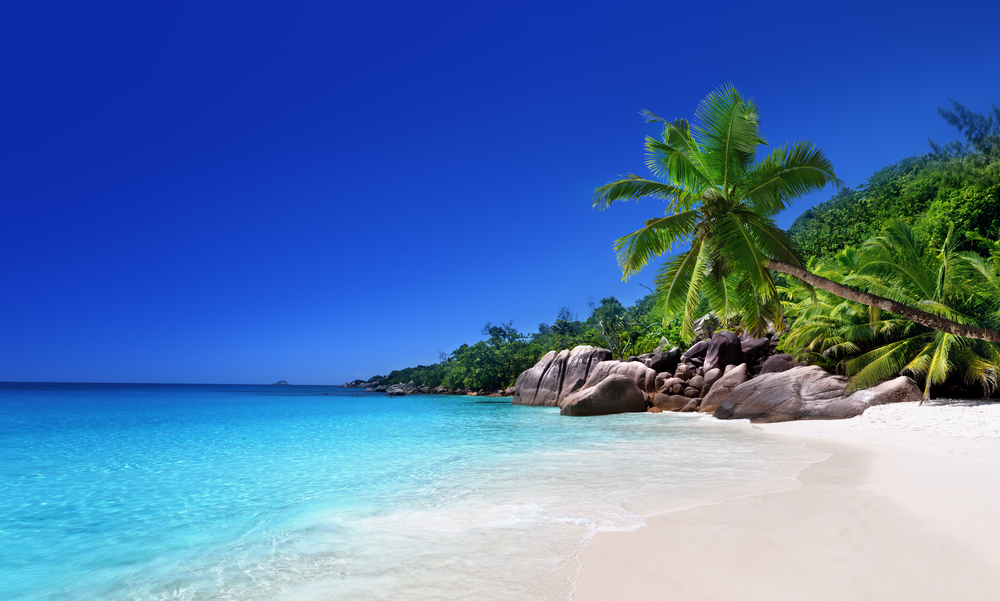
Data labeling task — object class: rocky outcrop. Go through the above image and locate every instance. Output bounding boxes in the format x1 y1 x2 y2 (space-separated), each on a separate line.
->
512 346 612 407
713 367 921 422
343 375 386 388
584 360 658 394
559 374 647 417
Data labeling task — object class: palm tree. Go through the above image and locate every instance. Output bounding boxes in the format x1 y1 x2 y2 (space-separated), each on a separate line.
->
781 221 1000 400
595 84 1000 344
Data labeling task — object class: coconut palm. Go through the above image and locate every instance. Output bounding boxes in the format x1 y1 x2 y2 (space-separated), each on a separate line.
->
595 84 1000 344
782 221 1000 400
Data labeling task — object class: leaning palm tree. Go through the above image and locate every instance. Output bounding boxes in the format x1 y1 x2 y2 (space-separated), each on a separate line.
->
595 84 1000 344
842 222 1000 400
780 225 1000 400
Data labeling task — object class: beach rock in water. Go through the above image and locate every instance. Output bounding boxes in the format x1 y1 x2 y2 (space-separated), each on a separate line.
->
512 345 611 407
698 363 749 413
759 354 803 375
512 345 612 407
713 367 921 423
559 374 647 416
584 360 658 393
703 331 744 373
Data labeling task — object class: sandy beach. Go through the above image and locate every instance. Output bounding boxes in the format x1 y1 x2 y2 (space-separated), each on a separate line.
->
573 400 1000 601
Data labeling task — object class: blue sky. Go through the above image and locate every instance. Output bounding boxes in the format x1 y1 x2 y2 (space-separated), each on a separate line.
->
3 0 998 384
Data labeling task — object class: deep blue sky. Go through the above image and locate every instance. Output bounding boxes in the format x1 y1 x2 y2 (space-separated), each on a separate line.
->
3 1 998 384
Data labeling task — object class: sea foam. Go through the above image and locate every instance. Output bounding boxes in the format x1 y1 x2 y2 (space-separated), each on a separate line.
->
0 383 824 600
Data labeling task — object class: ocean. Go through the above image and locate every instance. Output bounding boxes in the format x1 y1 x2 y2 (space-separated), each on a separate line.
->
0 383 824 600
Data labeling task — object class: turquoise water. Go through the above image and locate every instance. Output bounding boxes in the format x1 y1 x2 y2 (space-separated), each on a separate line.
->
0 383 823 600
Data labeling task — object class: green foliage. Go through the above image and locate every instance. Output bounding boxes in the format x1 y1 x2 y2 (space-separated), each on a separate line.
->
791 100 1000 262
383 294 679 391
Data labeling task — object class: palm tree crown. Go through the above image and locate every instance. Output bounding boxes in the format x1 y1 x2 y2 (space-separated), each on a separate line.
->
594 84 841 341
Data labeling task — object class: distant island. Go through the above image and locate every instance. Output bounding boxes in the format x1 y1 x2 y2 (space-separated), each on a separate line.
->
273 380 289 385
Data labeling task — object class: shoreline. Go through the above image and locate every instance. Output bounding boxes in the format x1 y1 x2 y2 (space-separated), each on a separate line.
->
572 401 1000 600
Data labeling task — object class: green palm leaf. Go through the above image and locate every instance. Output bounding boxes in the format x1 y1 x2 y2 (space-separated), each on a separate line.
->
613 211 699 278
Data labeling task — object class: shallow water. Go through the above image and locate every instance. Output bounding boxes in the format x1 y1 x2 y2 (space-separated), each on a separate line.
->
0 383 824 600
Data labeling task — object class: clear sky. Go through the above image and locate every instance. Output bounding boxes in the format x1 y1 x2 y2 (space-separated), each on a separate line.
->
3 0 999 384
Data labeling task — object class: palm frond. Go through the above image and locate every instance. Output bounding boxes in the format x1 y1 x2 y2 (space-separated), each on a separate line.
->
593 175 694 211
692 83 761 191
845 335 932 391
612 211 699 278
654 240 703 325
739 141 841 215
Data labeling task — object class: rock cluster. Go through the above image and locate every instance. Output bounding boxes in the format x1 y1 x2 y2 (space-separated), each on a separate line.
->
512 346 613 406
347 378 516 398
512 329 922 422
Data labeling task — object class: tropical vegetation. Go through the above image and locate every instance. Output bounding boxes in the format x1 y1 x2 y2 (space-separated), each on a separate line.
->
382 296 682 390
379 92 1000 399
779 221 1000 399
594 84 1000 345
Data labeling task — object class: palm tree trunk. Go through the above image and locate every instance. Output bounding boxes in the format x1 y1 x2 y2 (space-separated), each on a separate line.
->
767 259 1000 344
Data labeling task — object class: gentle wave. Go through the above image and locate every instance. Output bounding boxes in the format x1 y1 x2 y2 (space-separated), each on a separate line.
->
0 384 825 600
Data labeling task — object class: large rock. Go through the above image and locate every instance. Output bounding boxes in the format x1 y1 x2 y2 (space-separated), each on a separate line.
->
512 345 612 407
713 367 922 422
759 354 804 375
841 376 925 409
584 360 658 393
703 331 744 373
559 374 647 417
698 363 749 413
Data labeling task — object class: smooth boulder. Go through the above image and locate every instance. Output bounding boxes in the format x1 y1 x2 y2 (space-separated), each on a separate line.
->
513 345 612 407
584 360 658 393
559 374 647 416
713 366 921 422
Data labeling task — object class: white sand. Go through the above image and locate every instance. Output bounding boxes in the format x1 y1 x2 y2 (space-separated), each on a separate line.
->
572 400 1000 601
